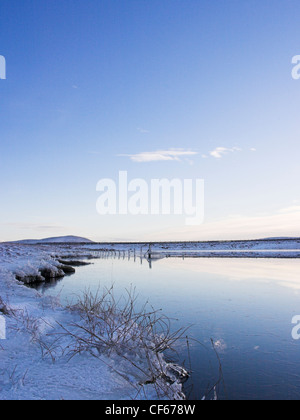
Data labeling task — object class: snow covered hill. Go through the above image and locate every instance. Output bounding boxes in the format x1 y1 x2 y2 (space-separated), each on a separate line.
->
13 235 94 244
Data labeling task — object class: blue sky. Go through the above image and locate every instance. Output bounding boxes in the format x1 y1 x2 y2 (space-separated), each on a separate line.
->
0 0 300 241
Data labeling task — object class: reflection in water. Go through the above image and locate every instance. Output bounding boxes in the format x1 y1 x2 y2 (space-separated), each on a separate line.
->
28 272 71 293
34 255 300 400
168 258 300 290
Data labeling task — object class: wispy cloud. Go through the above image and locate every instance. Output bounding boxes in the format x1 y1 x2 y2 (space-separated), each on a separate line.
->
209 147 242 159
119 145 254 162
119 149 198 163
137 127 150 134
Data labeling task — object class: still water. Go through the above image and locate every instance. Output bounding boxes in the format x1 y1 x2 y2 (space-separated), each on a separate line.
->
36 256 300 400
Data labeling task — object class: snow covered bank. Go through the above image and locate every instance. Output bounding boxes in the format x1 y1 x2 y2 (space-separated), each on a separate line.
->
78 238 300 259
0 244 187 400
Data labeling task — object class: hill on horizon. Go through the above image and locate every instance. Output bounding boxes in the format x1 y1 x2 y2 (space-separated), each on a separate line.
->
12 235 94 244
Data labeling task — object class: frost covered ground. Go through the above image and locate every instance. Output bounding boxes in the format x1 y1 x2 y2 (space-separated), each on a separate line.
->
1 238 299 400
0 244 186 401
82 238 300 259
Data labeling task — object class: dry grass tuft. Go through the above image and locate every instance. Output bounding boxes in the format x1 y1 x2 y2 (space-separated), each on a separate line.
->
59 285 190 399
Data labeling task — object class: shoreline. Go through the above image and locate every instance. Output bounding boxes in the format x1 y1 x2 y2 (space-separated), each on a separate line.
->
0 244 187 400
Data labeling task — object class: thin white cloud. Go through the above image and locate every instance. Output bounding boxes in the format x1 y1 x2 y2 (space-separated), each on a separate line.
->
209 147 242 159
137 127 150 134
121 145 254 162
119 149 198 163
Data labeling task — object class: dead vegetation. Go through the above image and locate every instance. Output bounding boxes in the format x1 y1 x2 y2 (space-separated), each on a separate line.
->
51 285 190 399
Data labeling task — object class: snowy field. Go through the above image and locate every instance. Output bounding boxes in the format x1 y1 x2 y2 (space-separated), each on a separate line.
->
0 243 187 400
82 238 300 259
0 238 299 400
